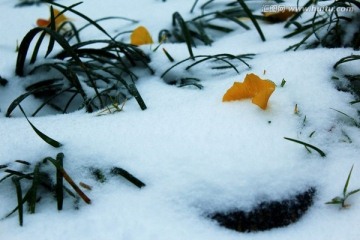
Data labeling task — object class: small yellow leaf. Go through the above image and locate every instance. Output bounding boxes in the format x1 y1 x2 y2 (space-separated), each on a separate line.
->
222 73 276 110
130 26 154 46
262 9 296 23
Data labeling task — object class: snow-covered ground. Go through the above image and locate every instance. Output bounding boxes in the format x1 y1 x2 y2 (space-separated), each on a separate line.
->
1 0 360 239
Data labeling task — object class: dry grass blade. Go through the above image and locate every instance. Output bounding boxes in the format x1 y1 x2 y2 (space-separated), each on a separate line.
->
45 155 91 204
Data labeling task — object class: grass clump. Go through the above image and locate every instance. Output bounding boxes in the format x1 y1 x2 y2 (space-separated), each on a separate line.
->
1 153 146 226
326 165 360 208
284 0 360 51
159 0 265 51
0 153 90 226
8 1 152 117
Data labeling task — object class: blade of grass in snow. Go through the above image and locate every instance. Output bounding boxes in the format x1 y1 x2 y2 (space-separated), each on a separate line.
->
55 153 64 210
12 177 23 226
236 0 265 41
111 167 146 188
333 55 360 69
44 155 91 204
18 105 62 148
161 54 249 79
331 108 359 127
28 163 41 214
162 48 175 62
344 165 354 196
173 12 195 60
284 137 326 157
284 0 314 28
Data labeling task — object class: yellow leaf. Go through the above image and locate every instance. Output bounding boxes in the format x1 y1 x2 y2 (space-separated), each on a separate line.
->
131 26 154 46
222 73 276 110
262 9 296 23
36 8 70 30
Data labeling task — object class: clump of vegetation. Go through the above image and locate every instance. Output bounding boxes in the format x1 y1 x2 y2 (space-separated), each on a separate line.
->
160 0 267 51
284 0 360 50
0 153 145 226
8 1 151 117
326 165 360 208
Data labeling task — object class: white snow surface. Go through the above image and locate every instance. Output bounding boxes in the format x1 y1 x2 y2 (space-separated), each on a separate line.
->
0 0 360 239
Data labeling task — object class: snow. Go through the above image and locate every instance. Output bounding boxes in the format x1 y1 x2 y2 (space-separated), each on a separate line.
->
1 0 360 239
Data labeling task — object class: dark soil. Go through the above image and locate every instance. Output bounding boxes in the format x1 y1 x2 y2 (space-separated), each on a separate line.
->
210 187 316 232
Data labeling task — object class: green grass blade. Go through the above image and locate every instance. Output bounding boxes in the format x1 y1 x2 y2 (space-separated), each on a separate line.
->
236 0 265 41
48 6 57 53
4 170 32 180
285 0 314 28
111 167 146 188
6 90 40 117
284 19 327 38
333 55 360 69
163 48 175 62
75 16 138 38
344 165 354 197
16 27 44 76
12 177 23 226
284 137 326 157
0 164 8 169
18 105 62 148
28 163 41 214
127 83 147 110
56 153 64 210
190 0 200 13
0 173 13 183
43 0 113 39
31 86 70 116
347 189 360 197
331 108 359 127
216 11 250 30
186 54 240 73
30 31 47 64
173 12 195 59
205 23 233 33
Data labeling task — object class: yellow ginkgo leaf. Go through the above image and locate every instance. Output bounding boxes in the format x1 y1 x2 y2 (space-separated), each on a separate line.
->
36 8 70 30
130 26 154 46
222 73 276 110
262 9 296 23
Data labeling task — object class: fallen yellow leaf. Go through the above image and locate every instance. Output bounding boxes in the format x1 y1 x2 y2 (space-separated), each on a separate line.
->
36 8 70 30
262 9 296 23
222 73 276 110
130 26 154 46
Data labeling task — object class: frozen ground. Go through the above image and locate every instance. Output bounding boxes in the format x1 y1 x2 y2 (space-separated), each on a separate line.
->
0 0 360 239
